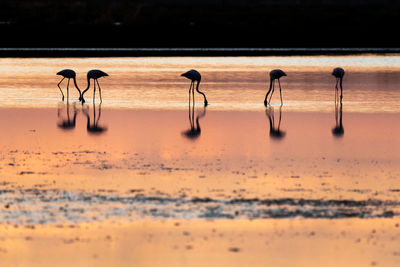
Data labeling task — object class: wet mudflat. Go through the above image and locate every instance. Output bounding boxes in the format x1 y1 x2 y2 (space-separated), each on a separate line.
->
1 56 400 266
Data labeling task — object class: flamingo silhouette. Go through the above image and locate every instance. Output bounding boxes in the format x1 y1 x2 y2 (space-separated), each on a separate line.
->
57 101 78 130
82 103 107 135
266 107 286 140
56 69 82 101
181 69 208 107
264 69 287 107
81 70 109 104
332 67 345 103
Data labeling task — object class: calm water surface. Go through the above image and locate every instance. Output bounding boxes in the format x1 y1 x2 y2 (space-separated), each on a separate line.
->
1 55 400 112
1 56 400 224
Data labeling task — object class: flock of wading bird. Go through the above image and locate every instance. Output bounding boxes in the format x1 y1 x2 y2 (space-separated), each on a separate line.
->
57 67 345 139
56 67 345 106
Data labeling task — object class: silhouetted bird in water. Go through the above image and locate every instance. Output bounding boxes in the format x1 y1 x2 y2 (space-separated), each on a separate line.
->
332 67 345 103
181 69 208 107
265 69 286 107
266 106 286 140
57 101 78 130
82 103 107 135
182 105 206 140
56 69 82 101
81 70 109 104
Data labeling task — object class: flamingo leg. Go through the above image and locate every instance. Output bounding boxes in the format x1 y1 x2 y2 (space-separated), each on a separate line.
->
57 77 65 101
188 81 193 105
335 78 339 104
96 80 103 103
339 78 343 103
191 99 195 130
93 80 96 103
268 80 275 105
278 79 283 106
334 79 337 104
195 81 208 106
188 82 193 126
335 102 338 126
67 78 70 101
192 81 195 107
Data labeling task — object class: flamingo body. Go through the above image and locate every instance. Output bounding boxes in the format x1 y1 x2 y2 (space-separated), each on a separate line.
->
182 69 201 82
88 69 109 80
57 69 76 79
270 69 287 80
332 67 345 78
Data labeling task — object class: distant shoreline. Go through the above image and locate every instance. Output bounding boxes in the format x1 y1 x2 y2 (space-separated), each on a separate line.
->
1 48 400 57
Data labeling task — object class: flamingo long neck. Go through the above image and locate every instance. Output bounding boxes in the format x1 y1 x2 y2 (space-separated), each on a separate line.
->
195 80 207 102
265 79 273 101
73 77 82 98
81 76 91 99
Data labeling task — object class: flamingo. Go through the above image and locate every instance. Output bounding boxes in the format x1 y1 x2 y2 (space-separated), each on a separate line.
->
264 69 286 106
181 69 208 107
81 70 109 103
56 69 82 101
332 67 345 103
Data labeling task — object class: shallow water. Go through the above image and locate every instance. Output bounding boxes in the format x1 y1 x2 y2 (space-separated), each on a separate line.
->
1 56 400 225
1 56 400 112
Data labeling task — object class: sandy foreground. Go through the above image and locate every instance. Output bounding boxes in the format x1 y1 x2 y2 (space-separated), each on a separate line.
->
1 219 400 267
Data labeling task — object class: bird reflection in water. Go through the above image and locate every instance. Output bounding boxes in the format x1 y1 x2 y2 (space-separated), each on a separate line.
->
82 103 107 135
182 101 206 140
266 106 286 140
57 101 78 130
